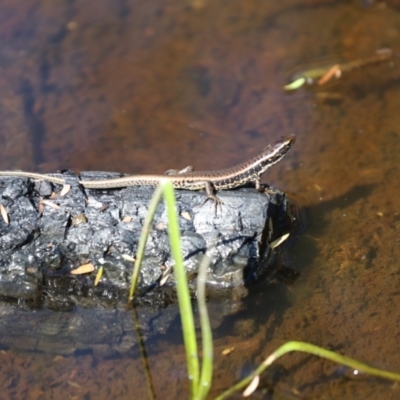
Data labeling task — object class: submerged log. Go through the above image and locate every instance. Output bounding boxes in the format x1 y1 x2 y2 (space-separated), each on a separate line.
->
0 171 291 305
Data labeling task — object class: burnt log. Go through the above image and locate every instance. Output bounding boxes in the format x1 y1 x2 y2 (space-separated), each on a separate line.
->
0 171 291 305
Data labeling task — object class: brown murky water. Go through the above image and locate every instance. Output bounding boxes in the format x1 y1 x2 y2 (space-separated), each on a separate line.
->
1 0 400 398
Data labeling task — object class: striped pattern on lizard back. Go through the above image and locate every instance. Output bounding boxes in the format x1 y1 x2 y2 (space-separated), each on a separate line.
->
0 135 296 193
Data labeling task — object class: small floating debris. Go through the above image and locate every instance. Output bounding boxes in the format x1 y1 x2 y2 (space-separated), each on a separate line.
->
59 184 71 197
70 263 95 275
0 204 9 225
221 347 235 355
317 64 341 86
284 48 393 91
122 254 135 262
269 233 290 249
160 265 173 286
181 211 192 220
40 199 61 210
155 222 165 230
94 266 103 286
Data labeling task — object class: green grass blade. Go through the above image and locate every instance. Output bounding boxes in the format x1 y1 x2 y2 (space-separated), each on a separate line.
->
163 181 200 396
283 77 306 90
194 255 213 400
127 184 165 304
216 340 400 399
266 341 400 381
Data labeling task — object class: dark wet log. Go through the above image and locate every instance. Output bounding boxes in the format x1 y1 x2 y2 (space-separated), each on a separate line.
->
0 295 245 356
0 171 290 305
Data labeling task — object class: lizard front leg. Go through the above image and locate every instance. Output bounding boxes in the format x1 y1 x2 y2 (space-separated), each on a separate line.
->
164 166 194 176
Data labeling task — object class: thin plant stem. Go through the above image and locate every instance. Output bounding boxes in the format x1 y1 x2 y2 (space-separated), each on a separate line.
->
127 182 200 396
163 182 200 396
131 306 157 400
216 341 400 399
194 255 213 400
127 184 164 305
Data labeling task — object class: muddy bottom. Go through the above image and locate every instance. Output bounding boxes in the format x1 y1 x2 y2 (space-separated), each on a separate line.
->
0 0 400 398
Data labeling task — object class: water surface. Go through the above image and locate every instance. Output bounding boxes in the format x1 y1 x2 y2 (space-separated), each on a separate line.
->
0 0 400 398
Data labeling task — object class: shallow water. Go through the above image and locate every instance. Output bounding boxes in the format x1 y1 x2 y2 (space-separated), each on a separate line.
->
0 0 400 398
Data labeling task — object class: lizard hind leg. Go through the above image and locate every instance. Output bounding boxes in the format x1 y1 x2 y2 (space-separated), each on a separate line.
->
202 181 223 214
